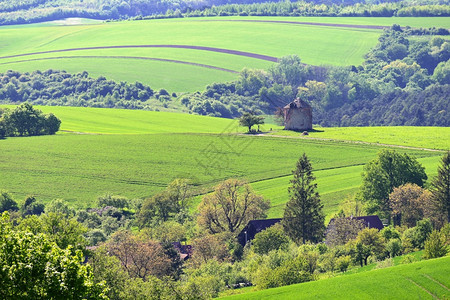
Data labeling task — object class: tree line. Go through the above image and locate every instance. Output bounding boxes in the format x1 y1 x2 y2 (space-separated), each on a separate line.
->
1 27 449 125
0 103 61 138
1 0 449 25
1 149 448 298
0 69 175 110
181 27 449 126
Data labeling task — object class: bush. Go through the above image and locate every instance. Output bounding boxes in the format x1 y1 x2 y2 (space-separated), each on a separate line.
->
399 254 418 264
423 230 448 259
252 224 289 255
375 258 394 269
336 255 351 272
255 256 313 290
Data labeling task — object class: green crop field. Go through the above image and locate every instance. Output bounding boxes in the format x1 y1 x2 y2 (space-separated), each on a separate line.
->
0 106 443 217
223 256 450 299
1 17 446 91
267 126 450 151
0 17 391 92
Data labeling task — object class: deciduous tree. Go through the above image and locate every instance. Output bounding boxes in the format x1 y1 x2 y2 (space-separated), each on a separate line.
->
359 150 427 220
389 183 431 227
283 153 325 244
239 112 264 133
325 217 366 246
106 231 172 280
0 212 105 299
198 179 269 234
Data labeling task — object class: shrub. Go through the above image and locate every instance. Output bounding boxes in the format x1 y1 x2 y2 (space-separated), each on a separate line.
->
399 254 418 264
375 258 394 269
336 255 351 272
423 230 448 259
252 224 289 255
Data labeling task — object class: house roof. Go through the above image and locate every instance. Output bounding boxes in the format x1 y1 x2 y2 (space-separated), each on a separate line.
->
283 98 310 110
237 218 282 246
327 215 384 231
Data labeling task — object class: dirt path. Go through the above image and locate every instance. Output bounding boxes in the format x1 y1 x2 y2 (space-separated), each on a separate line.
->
0 45 278 62
251 133 445 152
0 55 239 73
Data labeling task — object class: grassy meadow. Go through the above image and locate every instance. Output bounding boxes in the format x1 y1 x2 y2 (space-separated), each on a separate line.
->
267 126 450 151
1 17 446 91
0 106 444 218
223 256 450 299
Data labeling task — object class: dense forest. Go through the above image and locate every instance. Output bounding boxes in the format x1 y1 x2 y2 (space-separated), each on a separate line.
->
1 26 449 126
0 0 449 25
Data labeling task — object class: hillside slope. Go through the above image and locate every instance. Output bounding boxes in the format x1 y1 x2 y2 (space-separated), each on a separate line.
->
223 256 450 299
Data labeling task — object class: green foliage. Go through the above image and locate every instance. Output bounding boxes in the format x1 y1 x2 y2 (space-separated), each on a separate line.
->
225 256 450 299
239 112 264 133
431 151 450 225
252 224 289 255
359 149 427 218
336 255 351 272
325 217 366 246
0 103 61 137
423 229 449 259
45 198 75 217
0 191 18 213
0 212 106 299
20 195 45 216
283 153 325 245
350 228 386 266
198 179 269 234
402 219 433 251
255 256 313 290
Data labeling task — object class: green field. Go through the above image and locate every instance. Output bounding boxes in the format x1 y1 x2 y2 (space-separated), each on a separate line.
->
0 106 444 217
223 256 450 299
267 126 450 151
1 17 446 92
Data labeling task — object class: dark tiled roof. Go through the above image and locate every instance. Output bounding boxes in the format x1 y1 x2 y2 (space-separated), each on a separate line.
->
327 215 384 231
283 98 311 110
172 242 192 260
237 218 282 246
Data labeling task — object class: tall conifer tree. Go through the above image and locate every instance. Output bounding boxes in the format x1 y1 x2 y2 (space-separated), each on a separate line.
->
283 153 325 244
431 151 450 224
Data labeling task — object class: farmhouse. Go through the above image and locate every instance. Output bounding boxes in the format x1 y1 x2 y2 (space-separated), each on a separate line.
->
327 215 384 231
237 218 282 246
283 98 312 131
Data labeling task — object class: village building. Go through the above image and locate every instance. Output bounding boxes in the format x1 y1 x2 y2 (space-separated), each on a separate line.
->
326 215 384 232
237 218 282 246
283 98 312 131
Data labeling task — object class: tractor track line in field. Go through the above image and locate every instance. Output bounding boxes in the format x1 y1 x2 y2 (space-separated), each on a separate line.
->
251 133 445 152
405 277 440 299
0 55 239 73
423 274 450 292
197 19 390 30
0 45 278 62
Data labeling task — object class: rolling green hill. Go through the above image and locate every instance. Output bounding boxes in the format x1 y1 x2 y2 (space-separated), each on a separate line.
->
0 106 444 216
0 17 389 91
223 256 450 299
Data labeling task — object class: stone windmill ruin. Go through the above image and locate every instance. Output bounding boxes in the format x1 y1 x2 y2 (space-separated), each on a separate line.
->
282 98 312 131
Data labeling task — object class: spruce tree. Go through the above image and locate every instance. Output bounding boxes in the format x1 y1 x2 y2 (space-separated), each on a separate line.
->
283 153 325 244
431 151 450 224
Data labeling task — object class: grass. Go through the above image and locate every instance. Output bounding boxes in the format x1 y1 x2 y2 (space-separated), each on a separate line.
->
0 106 442 216
0 17 384 91
222 256 450 299
1 17 445 91
267 126 450 150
